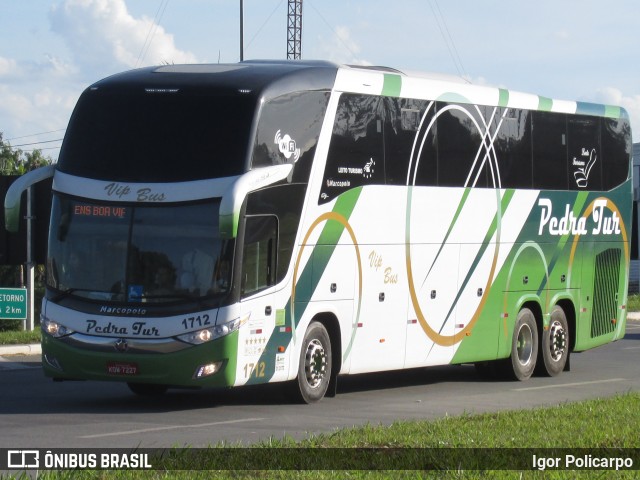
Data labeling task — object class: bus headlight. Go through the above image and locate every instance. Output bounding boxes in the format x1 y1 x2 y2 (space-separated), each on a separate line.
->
41 316 75 338
177 314 248 345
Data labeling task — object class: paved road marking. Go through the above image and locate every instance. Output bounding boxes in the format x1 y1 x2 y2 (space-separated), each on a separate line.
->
79 417 266 439
513 378 626 392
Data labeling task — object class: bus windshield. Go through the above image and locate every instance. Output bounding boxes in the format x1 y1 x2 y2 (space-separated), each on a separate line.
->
46 195 233 304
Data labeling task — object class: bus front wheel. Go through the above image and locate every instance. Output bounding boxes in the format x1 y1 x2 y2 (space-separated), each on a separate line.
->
292 322 332 404
536 305 569 376
506 308 538 381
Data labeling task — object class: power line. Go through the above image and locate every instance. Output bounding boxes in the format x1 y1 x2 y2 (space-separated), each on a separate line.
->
433 0 467 79
5 129 66 142
306 0 359 60
246 0 285 51
428 0 467 79
136 0 170 68
9 139 64 148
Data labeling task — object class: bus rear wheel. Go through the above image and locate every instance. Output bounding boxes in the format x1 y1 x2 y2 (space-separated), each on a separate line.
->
536 305 569 376
505 308 538 381
291 322 332 404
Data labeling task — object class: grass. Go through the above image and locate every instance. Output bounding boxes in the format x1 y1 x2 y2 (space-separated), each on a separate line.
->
627 293 640 312
0 326 40 345
4 391 637 479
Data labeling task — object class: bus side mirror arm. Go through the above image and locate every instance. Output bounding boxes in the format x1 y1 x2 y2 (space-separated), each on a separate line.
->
4 165 56 233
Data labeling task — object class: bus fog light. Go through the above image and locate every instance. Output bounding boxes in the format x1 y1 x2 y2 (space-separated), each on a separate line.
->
194 361 223 379
44 354 63 371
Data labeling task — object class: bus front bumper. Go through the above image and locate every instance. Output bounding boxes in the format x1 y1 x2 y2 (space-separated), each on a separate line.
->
41 331 239 388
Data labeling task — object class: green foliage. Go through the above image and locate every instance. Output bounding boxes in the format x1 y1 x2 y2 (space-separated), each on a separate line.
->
0 131 52 331
627 294 640 312
0 132 52 175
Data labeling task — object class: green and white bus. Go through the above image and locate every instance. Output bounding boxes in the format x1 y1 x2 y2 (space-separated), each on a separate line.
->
6 61 632 403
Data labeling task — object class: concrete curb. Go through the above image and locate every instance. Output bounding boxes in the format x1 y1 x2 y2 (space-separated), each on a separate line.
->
627 311 640 321
0 343 41 356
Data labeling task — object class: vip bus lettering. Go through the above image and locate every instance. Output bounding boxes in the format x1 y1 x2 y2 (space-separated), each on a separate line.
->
537 198 620 236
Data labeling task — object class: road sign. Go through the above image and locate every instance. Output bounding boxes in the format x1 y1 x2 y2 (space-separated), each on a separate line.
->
0 288 28 320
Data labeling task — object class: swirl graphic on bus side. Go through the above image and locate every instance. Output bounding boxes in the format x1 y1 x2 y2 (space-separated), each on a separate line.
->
404 103 507 347
291 212 363 362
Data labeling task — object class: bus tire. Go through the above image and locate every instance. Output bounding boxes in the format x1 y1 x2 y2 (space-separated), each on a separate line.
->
506 308 538 381
127 383 168 396
536 305 569 377
292 322 332 404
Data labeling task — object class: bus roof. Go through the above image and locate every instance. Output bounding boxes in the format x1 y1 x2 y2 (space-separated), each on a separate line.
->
88 60 628 121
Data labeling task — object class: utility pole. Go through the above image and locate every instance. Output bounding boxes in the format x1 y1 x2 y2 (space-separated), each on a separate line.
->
287 0 303 59
240 0 244 61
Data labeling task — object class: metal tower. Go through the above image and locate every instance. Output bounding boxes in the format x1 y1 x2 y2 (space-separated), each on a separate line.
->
287 0 303 59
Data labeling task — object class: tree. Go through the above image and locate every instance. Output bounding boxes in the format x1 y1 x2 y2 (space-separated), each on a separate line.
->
0 132 52 175
0 132 53 330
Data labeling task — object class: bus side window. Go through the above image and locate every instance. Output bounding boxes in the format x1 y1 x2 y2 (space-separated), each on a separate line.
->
320 93 384 204
383 98 435 186
493 108 533 189
567 116 602 191
532 112 568 190
241 215 278 297
601 117 631 190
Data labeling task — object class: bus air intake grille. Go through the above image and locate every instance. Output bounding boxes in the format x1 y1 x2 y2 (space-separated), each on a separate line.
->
591 248 621 338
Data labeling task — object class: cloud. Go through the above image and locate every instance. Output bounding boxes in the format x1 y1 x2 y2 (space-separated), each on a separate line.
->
317 25 371 66
590 87 640 142
0 56 19 77
49 0 197 75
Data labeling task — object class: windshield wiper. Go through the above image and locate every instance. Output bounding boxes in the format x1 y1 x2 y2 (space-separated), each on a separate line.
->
50 287 118 303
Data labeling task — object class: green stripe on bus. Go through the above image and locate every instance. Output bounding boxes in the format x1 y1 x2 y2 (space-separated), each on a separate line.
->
382 74 402 97
538 96 553 111
498 89 509 108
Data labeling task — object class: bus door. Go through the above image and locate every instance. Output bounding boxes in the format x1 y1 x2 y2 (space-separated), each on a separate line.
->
348 244 407 374
238 215 278 384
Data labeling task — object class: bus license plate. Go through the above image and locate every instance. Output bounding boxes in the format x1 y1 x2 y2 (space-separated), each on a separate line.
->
106 362 138 375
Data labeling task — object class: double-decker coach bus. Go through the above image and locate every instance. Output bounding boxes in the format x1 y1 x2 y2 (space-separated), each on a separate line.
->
5 61 631 403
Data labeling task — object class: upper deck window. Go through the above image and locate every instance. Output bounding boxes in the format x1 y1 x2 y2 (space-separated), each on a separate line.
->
58 88 257 182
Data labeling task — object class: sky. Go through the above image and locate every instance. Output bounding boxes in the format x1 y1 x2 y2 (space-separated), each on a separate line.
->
1 0 639 160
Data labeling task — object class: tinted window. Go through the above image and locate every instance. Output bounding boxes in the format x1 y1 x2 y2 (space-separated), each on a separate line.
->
252 91 330 183
492 108 532 189
59 89 255 182
384 98 436 186
567 116 601 190
320 94 384 204
245 184 306 284
601 117 631 190
241 215 277 297
437 103 486 188
532 112 568 190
